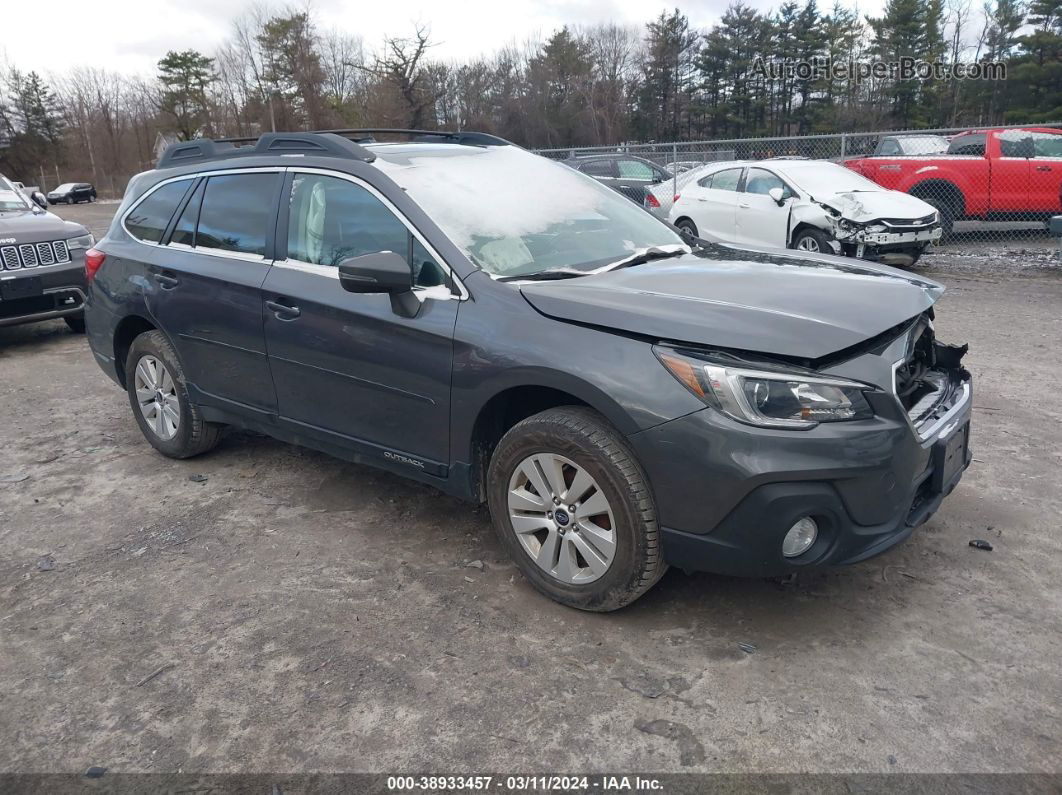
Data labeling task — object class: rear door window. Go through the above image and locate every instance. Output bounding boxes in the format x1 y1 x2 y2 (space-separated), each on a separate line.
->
700 168 742 191
125 180 193 243
947 134 986 156
195 173 280 258
579 160 616 178
170 181 204 247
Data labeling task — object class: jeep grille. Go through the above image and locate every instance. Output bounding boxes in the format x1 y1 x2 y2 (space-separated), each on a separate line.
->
1 241 73 270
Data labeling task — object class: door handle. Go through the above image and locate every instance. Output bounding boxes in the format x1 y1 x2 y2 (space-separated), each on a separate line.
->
266 299 301 319
153 272 179 289
1035 165 1052 172
738 202 751 208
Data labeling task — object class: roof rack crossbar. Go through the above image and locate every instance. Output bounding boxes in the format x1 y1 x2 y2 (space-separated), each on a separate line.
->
315 128 512 147
157 132 377 169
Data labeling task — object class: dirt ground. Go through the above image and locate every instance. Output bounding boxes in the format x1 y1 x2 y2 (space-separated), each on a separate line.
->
1 203 1060 775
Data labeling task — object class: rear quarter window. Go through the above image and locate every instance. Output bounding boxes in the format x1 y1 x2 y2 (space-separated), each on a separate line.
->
125 180 193 243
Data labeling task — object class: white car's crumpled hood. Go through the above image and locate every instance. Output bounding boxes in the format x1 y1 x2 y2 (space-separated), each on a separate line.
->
818 190 936 223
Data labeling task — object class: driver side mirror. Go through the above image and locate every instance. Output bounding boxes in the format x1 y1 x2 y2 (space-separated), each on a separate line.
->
338 251 419 318
768 187 786 206
31 192 48 210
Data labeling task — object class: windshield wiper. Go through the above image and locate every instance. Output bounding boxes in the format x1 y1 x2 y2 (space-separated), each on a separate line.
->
497 268 590 282
604 245 689 272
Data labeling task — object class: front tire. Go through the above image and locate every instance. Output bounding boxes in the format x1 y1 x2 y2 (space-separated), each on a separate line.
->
125 330 221 459
792 227 832 254
486 407 666 611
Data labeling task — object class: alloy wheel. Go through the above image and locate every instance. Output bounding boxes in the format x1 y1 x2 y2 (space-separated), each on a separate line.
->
134 355 180 440
796 236 821 252
506 453 617 584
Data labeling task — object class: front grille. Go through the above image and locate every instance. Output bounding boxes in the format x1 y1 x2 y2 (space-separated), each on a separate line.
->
0 241 73 270
1 246 18 270
895 317 936 410
880 215 936 232
36 242 55 266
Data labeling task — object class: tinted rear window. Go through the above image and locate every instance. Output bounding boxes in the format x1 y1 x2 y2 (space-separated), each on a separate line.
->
126 180 192 243
196 173 279 257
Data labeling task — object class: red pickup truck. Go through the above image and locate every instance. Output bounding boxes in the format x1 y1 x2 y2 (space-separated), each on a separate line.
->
846 127 1062 234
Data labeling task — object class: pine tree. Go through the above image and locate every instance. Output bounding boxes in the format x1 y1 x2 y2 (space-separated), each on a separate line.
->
157 50 215 140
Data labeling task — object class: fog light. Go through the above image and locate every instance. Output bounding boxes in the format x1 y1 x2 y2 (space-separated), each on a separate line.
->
782 517 818 558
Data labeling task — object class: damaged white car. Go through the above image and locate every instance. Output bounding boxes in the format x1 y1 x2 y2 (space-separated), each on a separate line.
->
660 158 942 266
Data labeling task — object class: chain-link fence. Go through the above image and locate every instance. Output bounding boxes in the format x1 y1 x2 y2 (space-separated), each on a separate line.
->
536 122 1062 264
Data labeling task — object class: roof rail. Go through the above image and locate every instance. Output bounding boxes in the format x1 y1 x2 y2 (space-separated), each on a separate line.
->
318 128 513 147
156 132 377 169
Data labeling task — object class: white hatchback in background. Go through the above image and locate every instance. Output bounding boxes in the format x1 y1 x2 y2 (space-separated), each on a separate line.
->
662 158 942 267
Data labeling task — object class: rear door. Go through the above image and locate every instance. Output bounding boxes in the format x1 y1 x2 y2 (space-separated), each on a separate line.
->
261 169 459 472
577 159 620 194
684 167 742 241
990 131 1033 215
135 169 282 418
734 167 794 248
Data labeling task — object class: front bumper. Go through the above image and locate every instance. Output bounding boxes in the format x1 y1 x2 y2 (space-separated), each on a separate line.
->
628 371 972 577
0 257 87 327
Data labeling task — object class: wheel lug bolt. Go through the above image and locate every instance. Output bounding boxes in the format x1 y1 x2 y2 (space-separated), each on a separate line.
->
568 505 576 512
547 512 553 519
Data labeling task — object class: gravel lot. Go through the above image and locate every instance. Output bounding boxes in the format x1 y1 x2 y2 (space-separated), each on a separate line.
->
1 202 1060 775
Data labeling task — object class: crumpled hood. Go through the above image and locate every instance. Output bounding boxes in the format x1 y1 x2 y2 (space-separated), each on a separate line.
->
819 190 936 223
0 209 87 244
519 244 943 360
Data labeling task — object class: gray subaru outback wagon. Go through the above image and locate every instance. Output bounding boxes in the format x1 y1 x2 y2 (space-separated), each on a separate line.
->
84 130 972 611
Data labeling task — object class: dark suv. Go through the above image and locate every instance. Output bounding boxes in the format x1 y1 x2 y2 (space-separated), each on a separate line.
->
85 130 973 611
1 174 94 331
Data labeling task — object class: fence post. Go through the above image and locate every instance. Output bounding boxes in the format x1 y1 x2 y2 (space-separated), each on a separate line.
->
672 143 678 211
839 133 847 161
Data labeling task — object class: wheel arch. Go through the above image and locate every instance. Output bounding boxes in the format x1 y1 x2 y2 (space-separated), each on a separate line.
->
907 178 966 218
112 314 160 388
464 378 634 503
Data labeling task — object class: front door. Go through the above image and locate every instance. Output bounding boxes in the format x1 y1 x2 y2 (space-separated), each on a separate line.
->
262 170 458 473
614 158 662 204
734 167 794 248
140 170 282 418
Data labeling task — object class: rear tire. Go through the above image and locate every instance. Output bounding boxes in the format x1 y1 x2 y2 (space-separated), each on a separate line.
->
486 407 666 612
125 330 221 459
64 315 85 333
675 218 699 239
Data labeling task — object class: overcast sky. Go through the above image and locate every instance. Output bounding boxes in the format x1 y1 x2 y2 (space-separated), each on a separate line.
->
6 0 887 78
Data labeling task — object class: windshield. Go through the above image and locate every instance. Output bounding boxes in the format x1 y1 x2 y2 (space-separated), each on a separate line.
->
373 146 684 278
777 162 884 197
0 176 31 212
53 183 77 192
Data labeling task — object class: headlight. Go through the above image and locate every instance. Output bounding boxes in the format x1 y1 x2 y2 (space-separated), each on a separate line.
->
67 233 95 250
655 347 874 428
